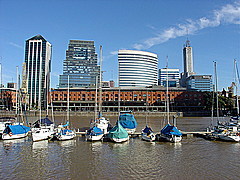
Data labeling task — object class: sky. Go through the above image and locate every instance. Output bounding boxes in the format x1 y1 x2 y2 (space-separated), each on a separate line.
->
0 0 240 90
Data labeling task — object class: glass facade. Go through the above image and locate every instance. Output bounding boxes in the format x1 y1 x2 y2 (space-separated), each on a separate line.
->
159 68 180 87
23 35 52 109
186 75 213 91
59 40 100 88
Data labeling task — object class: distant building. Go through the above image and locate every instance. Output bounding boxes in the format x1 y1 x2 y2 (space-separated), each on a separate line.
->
102 81 115 88
186 75 213 91
118 50 158 87
22 35 52 109
181 40 195 87
7 83 16 89
59 40 100 88
159 68 180 87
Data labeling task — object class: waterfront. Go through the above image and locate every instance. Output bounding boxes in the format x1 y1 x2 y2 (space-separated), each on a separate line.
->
1 116 240 180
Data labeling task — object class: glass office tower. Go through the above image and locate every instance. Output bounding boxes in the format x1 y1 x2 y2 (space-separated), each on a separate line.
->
23 35 52 109
59 40 100 88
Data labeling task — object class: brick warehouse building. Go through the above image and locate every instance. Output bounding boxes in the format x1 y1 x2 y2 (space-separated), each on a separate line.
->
50 86 205 112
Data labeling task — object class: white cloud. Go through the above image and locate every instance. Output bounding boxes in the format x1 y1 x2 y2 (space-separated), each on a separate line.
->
9 42 24 49
133 1 240 50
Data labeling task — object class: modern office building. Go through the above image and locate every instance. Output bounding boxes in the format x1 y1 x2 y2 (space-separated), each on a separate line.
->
159 68 180 87
181 40 195 87
118 50 158 87
22 35 52 109
186 75 213 91
59 40 100 88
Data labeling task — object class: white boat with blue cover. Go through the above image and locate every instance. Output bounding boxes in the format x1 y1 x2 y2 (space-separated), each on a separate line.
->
2 124 30 140
141 125 156 142
119 111 138 134
86 126 104 141
158 124 182 143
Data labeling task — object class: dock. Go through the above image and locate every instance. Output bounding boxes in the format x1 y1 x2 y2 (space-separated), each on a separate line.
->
75 131 211 137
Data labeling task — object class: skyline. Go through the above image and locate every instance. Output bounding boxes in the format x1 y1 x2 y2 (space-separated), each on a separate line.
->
0 0 240 90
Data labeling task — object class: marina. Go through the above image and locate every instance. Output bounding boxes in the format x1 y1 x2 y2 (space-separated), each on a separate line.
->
1 116 240 179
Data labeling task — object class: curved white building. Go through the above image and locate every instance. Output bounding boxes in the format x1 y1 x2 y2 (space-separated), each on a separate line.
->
118 50 158 87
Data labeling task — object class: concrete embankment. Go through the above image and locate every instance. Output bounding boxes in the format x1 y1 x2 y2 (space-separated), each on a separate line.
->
0 111 183 117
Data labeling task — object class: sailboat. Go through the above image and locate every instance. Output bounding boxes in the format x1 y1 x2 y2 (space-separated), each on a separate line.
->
141 89 156 142
107 121 129 143
86 46 110 141
31 64 55 142
119 111 138 134
158 58 182 143
2 66 30 140
55 75 76 141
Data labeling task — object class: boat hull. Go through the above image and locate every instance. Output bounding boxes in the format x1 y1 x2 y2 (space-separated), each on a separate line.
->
2 132 28 140
32 128 53 142
86 134 104 141
125 128 136 134
141 133 156 142
218 135 240 142
157 134 182 143
110 136 129 143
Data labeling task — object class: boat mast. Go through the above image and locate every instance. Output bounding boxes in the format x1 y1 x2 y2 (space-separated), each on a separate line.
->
67 75 70 122
98 45 103 117
16 66 19 122
214 61 219 121
145 88 148 125
95 75 98 120
166 56 170 124
234 59 239 115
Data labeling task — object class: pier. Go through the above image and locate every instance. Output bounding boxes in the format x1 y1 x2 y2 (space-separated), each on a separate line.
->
75 131 211 137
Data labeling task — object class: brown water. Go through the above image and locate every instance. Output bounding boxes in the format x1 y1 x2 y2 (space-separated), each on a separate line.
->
1 116 240 180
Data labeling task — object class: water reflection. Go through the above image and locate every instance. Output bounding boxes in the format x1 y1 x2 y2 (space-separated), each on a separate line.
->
58 139 76 148
32 140 48 150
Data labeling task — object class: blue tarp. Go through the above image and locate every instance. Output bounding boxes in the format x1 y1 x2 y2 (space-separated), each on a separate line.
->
161 124 182 136
62 121 69 127
119 113 138 129
4 125 30 135
60 129 73 135
87 126 103 136
33 118 53 127
142 125 153 133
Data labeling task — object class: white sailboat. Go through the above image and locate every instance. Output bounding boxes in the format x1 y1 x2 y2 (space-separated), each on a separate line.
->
2 66 30 140
86 46 110 141
56 75 76 141
141 89 156 142
32 64 54 142
158 57 182 143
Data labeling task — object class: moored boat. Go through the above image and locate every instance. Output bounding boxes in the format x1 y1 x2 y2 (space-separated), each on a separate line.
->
141 125 156 142
107 121 129 143
2 124 30 140
119 111 137 134
158 124 182 143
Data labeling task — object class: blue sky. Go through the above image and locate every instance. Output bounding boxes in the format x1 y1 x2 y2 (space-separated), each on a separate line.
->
0 0 239 90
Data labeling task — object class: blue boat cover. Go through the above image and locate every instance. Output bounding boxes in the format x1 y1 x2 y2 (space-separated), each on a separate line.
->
142 125 153 133
161 124 182 136
4 125 30 135
62 121 69 127
119 113 138 129
33 118 53 126
60 129 73 135
87 126 103 136
107 121 129 139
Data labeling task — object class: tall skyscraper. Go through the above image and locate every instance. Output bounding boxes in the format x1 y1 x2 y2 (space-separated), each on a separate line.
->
118 50 158 87
59 40 100 88
181 39 195 87
22 35 52 109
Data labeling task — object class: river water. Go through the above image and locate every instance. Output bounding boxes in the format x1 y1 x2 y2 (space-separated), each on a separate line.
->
0 116 240 180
